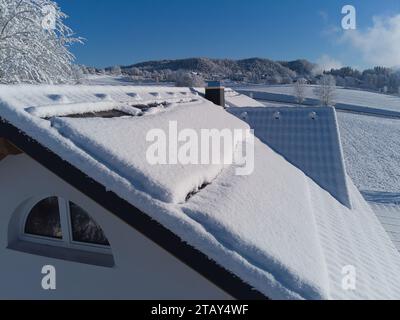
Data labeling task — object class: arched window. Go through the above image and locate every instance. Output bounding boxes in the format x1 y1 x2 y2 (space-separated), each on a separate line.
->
19 197 113 267
69 202 110 246
24 197 62 239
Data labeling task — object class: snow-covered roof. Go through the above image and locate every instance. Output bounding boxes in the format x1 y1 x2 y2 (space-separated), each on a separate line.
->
1 84 400 300
224 88 265 108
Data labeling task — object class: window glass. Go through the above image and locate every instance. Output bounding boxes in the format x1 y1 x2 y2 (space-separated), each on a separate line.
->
25 197 62 239
69 202 110 246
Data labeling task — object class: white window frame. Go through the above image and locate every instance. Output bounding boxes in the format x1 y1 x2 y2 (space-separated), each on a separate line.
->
20 196 111 255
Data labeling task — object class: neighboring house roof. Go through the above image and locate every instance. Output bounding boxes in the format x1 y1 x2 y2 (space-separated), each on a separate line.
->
363 191 400 253
1 85 400 300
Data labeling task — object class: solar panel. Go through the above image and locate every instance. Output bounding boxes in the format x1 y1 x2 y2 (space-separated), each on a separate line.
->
230 106 351 208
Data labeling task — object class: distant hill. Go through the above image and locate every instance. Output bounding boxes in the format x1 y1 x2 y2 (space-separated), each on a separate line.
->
118 57 315 82
93 57 400 94
279 59 316 76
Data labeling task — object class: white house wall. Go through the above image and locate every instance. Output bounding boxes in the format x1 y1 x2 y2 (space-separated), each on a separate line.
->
0 154 232 299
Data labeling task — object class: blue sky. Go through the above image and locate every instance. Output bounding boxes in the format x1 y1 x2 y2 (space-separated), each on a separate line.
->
57 0 400 69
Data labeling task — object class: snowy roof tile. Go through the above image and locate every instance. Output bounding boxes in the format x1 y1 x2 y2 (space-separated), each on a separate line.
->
1 84 400 300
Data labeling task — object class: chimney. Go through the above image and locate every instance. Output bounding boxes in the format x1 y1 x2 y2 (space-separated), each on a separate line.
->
205 81 225 107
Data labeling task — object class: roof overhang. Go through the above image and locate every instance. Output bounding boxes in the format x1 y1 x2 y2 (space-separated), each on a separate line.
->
0 137 22 161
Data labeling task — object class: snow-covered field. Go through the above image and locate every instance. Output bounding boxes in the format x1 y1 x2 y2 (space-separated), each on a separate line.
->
337 112 400 194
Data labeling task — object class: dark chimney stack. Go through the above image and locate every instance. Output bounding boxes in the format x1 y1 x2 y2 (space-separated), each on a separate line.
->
205 81 225 107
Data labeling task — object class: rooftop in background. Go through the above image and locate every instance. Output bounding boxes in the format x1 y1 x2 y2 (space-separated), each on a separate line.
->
235 85 400 116
363 192 400 253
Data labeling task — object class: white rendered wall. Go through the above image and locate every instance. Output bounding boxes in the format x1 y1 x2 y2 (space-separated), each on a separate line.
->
0 154 232 300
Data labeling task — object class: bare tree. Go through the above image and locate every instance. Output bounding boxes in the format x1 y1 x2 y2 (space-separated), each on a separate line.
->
314 75 336 107
294 78 307 104
0 0 82 84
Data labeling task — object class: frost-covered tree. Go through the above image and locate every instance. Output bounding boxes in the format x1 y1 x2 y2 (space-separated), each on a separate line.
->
109 65 121 76
294 78 307 104
128 67 142 77
314 75 336 107
71 64 86 84
175 70 205 87
0 0 82 84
